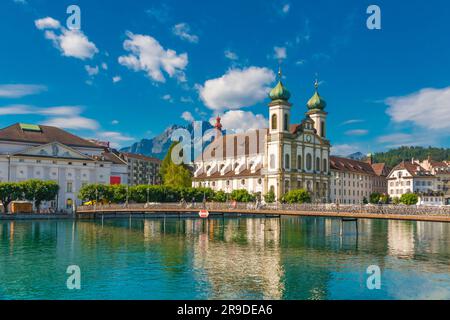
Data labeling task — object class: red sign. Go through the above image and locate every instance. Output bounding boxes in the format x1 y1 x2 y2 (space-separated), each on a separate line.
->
110 176 121 185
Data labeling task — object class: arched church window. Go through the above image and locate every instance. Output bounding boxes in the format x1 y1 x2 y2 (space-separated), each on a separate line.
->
284 114 289 131
323 159 327 173
271 114 277 130
285 154 290 170
316 157 321 171
297 155 302 170
306 154 312 170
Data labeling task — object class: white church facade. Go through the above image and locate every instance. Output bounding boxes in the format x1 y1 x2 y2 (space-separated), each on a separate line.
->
193 70 332 202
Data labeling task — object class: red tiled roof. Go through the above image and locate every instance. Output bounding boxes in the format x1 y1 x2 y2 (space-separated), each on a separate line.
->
330 156 376 175
371 163 390 177
0 123 100 149
122 152 161 163
390 161 433 177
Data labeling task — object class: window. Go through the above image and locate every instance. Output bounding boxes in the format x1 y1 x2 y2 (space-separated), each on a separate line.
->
271 114 277 130
323 159 327 173
316 157 320 172
297 155 302 170
67 182 73 193
284 113 289 131
306 154 312 170
320 121 325 137
241 179 246 186
285 154 290 170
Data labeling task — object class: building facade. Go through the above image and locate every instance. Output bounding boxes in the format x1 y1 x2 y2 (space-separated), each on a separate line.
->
0 123 128 212
121 152 161 186
388 158 450 205
330 156 389 205
193 70 331 202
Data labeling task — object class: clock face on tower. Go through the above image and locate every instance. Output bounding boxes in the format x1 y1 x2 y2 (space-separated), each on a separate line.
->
305 135 312 143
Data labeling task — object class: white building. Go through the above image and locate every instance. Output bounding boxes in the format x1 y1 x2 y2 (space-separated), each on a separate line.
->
330 156 388 205
387 160 445 205
0 123 128 212
193 70 331 201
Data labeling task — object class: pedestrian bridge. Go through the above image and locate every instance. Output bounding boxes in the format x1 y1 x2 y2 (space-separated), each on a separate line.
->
76 203 450 223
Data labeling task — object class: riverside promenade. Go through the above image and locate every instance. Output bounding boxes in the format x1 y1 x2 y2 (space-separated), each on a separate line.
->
75 203 450 223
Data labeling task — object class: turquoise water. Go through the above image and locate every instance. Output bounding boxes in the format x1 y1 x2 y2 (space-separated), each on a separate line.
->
0 216 449 300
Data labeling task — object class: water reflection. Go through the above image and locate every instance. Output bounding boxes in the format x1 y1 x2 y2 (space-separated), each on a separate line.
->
0 217 449 300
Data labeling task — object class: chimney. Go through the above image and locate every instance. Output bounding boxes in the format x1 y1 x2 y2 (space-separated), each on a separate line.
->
214 115 223 141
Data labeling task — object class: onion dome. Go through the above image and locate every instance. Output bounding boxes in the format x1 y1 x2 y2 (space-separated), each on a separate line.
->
269 68 291 101
307 79 326 110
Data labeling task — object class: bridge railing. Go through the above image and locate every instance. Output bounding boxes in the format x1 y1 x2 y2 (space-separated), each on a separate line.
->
76 203 450 216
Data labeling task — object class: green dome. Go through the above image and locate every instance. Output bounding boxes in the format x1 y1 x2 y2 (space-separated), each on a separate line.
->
269 68 290 101
307 80 326 110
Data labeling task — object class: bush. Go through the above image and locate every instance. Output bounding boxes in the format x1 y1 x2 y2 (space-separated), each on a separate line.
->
369 192 381 204
400 193 419 205
392 197 401 205
213 190 228 202
230 189 255 203
283 189 311 204
264 190 275 203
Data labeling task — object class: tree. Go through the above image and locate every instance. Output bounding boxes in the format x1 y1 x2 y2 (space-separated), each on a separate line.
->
230 189 255 203
392 197 401 205
369 192 381 204
22 179 59 213
264 190 275 203
163 162 192 188
213 190 228 202
0 182 23 213
400 193 418 205
160 142 192 188
283 189 311 204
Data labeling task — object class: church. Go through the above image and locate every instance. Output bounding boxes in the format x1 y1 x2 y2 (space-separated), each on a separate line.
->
192 69 332 202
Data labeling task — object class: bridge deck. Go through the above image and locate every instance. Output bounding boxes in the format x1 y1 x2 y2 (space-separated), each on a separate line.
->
76 207 450 223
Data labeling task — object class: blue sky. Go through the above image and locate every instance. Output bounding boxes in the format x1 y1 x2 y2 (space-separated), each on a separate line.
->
0 0 449 153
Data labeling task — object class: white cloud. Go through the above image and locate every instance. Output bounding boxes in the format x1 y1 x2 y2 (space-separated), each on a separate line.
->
34 17 60 30
111 120 119 125
112 76 122 83
198 67 275 111
14 0 28 4
341 119 364 126
0 84 47 98
386 86 450 131
0 105 33 115
35 17 98 60
181 111 194 122
282 4 290 14
43 116 99 130
224 50 238 61
180 96 194 103
0 105 81 116
345 129 368 136
213 110 267 131
96 131 135 148
273 46 287 60
162 94 174 102
295 59 306 66
172 23 199 43
85 65 99 76
101 62 108 70
118 31 188 83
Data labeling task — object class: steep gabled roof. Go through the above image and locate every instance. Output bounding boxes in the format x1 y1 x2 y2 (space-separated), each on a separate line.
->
390 161 433 177
0 123 100 149
330 156 376 175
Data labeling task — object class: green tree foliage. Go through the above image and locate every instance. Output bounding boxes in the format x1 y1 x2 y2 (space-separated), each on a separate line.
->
369 192 381 204
0 182 24 213
264 190 275 203
230 189 256 203
160 142 192 188
283 189 312 204
392 197 401 205
213 190 228 202
22 179 59 213
373 146 450 168
400 193 419 205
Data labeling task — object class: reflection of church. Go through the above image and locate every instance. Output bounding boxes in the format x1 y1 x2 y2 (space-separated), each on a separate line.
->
193 69 331 201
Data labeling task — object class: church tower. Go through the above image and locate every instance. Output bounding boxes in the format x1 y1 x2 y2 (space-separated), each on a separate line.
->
306 79 327 138
268 68 291 135
265 68 292 200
